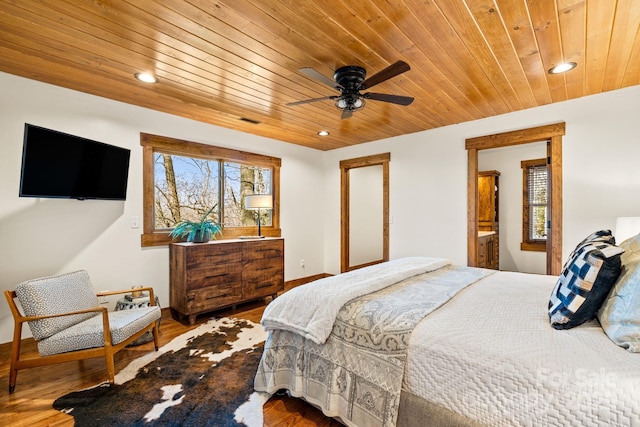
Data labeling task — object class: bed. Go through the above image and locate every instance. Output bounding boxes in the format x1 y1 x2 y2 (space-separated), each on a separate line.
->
254 232 640 427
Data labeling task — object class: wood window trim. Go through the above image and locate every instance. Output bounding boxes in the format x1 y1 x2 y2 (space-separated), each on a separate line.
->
466 122 564 275
140 133 281 247
521 158 547 252
521 242 546 252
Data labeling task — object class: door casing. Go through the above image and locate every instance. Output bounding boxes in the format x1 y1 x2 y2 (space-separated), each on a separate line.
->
466 123 565 275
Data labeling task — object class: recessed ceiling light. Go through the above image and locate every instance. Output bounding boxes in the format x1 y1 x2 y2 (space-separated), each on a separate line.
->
318 130 329 136
548 62 577 74
134 72 158 83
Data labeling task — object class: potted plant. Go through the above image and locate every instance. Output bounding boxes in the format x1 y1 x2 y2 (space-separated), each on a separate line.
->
168 207 222 243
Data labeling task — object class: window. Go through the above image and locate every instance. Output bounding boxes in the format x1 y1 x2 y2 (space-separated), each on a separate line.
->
141 133 281 246
521 158 547 252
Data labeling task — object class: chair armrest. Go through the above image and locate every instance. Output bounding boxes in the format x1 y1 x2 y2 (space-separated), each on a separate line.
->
5 290 115 347
19 304 112 345
17 306 108 323
96 287 157 305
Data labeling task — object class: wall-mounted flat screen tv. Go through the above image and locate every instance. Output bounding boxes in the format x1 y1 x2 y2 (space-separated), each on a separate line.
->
19 124 131 200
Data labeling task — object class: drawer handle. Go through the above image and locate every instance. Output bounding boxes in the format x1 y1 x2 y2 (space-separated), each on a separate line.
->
207 293 231 300
256 283 273 289
205 273 229 280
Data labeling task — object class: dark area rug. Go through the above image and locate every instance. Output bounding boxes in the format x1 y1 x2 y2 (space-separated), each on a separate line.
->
53 317 268 427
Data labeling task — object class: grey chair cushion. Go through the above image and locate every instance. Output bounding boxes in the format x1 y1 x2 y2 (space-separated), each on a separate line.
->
37 305 161 356
15 270 99 340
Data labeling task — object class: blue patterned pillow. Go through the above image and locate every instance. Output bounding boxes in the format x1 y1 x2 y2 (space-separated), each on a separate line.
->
575 229 616 248
549 230 624 329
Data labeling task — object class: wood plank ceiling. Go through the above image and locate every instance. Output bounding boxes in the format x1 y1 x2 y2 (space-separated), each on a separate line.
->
1 0 639 151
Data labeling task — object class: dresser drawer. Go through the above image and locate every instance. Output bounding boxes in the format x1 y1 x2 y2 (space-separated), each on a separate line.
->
187 243 242 269
244 239 284 260
243 261 283 280
243 263 283 298
187 262 242 290
186 282 241 313
243 278 282 299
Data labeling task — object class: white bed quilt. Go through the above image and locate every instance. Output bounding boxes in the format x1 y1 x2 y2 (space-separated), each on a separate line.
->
404 271 640 427
256 263 493 427
261 256 450 344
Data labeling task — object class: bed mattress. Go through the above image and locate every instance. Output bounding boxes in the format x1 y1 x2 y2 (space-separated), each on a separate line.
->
404 270 640 426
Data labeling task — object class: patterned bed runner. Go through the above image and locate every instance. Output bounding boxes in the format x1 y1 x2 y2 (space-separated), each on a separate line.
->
255 265 494 427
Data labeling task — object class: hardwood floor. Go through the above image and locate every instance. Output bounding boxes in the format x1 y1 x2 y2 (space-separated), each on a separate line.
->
0 300 342 426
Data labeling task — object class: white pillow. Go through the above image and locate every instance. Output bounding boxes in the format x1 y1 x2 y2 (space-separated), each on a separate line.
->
598 233 640 351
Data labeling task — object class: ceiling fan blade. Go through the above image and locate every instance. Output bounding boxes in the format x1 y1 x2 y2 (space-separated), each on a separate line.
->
298 67 342 90
341 108 353 119
287 96 336 106
364 92 414 106
360 60 410 90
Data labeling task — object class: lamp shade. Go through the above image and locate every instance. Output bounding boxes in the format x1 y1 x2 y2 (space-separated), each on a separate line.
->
245 194 272 210
615 217 640 243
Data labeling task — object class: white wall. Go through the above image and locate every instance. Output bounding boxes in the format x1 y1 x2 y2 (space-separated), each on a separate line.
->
2 70 639 344
323 85 640 275
0 72 326 344
479 143 547 274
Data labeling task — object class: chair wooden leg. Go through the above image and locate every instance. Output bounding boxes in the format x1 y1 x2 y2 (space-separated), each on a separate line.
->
8 355 18 394
8 320 23 393
105 347 115 384
152 323 160 351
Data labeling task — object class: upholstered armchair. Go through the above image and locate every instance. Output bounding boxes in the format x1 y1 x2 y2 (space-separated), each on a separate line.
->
3 270 161 393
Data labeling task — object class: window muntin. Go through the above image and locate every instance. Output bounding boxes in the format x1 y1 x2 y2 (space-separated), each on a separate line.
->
522 158 547 251
141 133 280 246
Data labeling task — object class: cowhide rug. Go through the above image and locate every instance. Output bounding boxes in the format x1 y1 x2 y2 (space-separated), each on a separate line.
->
53 317 269 426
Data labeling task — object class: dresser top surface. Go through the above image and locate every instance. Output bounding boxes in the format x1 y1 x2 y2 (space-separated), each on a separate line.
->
171 237 283 247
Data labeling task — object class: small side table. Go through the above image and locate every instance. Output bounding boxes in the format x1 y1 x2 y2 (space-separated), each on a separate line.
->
116 295 156 310
115 294 161 345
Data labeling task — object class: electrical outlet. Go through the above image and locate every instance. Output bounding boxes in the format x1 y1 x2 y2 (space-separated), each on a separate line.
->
98 296 108 305
300 259 305 268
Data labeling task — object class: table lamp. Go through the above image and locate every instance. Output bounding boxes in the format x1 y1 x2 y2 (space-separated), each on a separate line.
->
245 194 272 238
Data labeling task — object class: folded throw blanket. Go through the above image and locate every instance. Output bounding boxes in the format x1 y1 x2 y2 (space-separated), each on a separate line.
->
261 256 450 344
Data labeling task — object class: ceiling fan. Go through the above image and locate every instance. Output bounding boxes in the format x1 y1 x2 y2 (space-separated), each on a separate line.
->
287 61 414 119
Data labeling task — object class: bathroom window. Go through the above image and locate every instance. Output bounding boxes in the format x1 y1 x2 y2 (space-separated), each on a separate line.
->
521 158 547 252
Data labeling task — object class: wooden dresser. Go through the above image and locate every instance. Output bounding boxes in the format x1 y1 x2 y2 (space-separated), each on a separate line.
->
169 237 284 324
